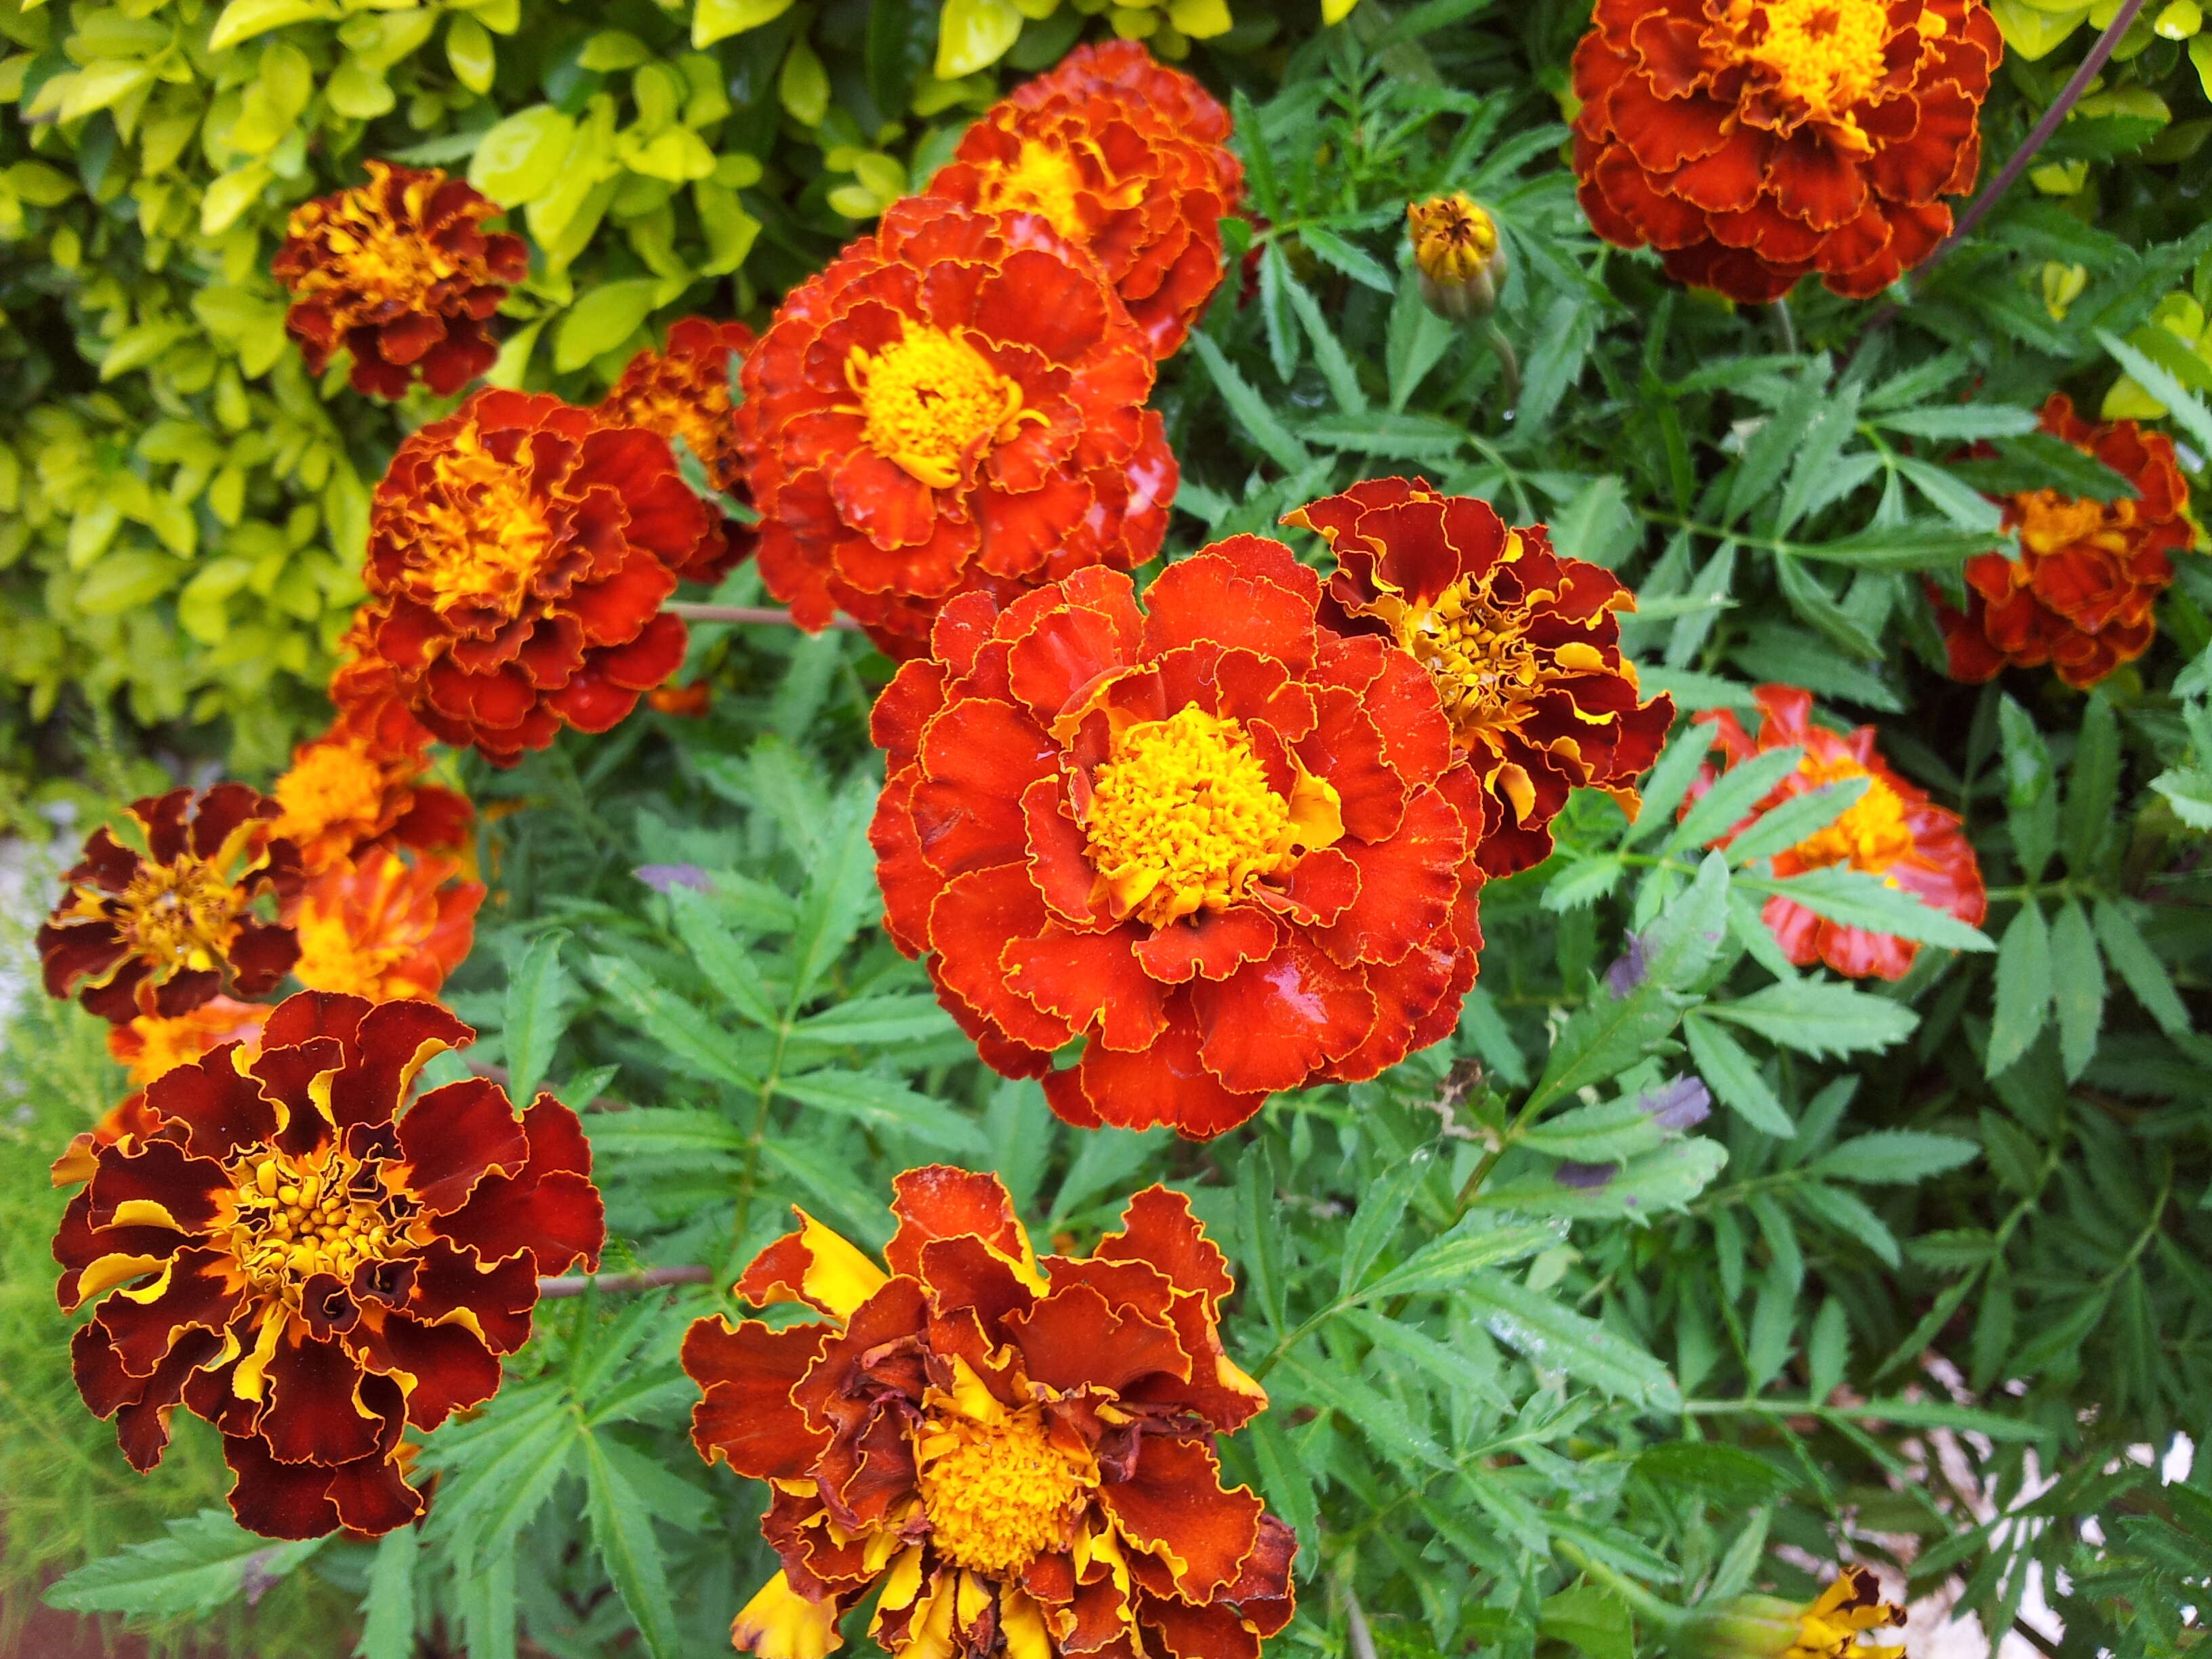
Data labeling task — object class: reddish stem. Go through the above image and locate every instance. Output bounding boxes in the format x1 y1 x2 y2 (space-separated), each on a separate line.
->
536 1265 713 1298
667 602 861 632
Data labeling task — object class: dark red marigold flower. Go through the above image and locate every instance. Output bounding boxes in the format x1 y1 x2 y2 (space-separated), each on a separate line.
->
1285 478 1675 878
272 728 472 880
735 197 1176 659
1932 393 2202 689
598 316 759 583
352 388 714 765
682 1166 1294 1659
1685 684 1985 979
56 991 604 1538
929 43 1243 358
39 785 301 1025
871 539 1483 1139
271 160 527 400
1570 0 2003 303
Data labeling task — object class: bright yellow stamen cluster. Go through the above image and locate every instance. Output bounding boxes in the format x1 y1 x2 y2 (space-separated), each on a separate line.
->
1793 755 1914 874
2016 491 2134 559
404 425 554 619
274 739 388 842
112 859 240 970
1085 706 1296 928
975 138 1093 242
1788 1567 1907 1659
914 1406 1085 1578
846 324 1038 490
225 1146 410 1301
287 172 462 319
1726 0 1894 128
1401 563 1545 736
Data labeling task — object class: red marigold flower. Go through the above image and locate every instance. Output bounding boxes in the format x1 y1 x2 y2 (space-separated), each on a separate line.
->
273 729 472 879
1685 684 1985 979
39 785 302 1025
271 161 527 400
871 539 1484 1139
1285 478 1675 878
1570 0 2003 303
56 991 604 1538
1031 39 1237 152
682 1166 1294 1659
736 197 1176 659
1932 393 2202 689
353 388 713 765
599 316 760 583
928 43 1242 357
55 1002 275 1190
291 849 485 1004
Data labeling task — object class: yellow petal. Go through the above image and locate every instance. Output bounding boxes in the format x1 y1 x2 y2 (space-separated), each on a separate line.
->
796 1210 890 1316
110 1197 184 1231
877 1544 928 1614
733 1570 845 1659
1322 0 1359 20
1552 641 1607 674
68 1250 167 1307
1000 1589 1053 1659
232 1303 288 1404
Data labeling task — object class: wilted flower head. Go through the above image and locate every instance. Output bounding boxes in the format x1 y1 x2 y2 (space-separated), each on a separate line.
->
271 161 527 400
598 316 759 583
1687 685 1984 980
1408 192 1507 320
1933 392 2200 689
39 785 301 1025
871 539 1486 1139
682 1166 1294 1659
1681 1565 1905 1659
272 729 472 880
352 388 714 764
56 994 603 1538
1286 478 1674 877
291 848 485 1004
1570 0 2004 302
930 42 1244 356
736 197 1176 659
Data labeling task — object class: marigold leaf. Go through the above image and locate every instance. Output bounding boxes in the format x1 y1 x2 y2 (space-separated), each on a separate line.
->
44 1511 328 1618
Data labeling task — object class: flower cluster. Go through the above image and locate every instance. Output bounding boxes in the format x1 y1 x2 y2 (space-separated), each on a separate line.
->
1687 685 1985 979
1571 0 2003 302
272 161 527 400
1933 393 2202 689
683 1167 1294 1659
271 729 472 880
872 539 1485 1138
599 316 760 581
56 994 603 1538
39 786 302 1025
1287 478 1675 878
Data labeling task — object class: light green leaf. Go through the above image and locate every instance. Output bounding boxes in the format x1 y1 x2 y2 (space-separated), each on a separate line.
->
779 33 830 127
1668 746 1803 854
502 930 574 1108
1738 866 1994 953
554 279 659 372
1475 1139 1728 1221
775 1070 989 1155
1986 903 2053 1078
209 0 339 49
2049 899 2106 1081
354 1525 417 1659
1459 1268 1682 1408
1722 776 1868 867
792 995 956 1046
933 0 1023 76
692 0 793 47
1521 1097 1671 1163
2092 899 2192 1037
586 954 758 1090
1349 1216 1563 1304
2099 327 2212 455
1702 978 1915 1057
1683 1015 1793 1136
581 1429 680 1659
1189 330 1311 472
468 105 575 207
45 1511 327 1618
1812 1130 1979 1185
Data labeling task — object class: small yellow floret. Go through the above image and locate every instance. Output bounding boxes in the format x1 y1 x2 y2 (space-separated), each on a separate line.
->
407 424 554 619
844 324 1040 489
1791 756 1912 875
224 1145 413 1304
1727 0 1893 135
914 1406 1086 1578
108 859 241 971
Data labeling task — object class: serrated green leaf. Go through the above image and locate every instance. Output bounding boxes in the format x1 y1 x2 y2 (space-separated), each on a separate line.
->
1683 1015 1794 1136
1738 866 1993 953
776 1069 988 1154
1722 776 1869 868
2093 899 2192 1037
1670 746 1803 855
2049 899 2106 1081
586 954 758 1090
1811 1130 1980 1184
581 1428 680 1659
1987 903 2053 1078
354 1524 417 1659
1458 1269 1682 1408
1704 977 1916 1057
1189 329 1311 472
504 929 574 1108
45 1511 327 1618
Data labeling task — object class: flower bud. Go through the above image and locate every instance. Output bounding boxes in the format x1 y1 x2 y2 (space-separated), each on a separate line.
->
1408 192 1506 321
1679 1568 1905 1659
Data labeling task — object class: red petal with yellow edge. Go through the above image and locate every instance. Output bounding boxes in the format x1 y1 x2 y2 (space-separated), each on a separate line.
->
370 1310 501 1430
683 1316 834 1480
1094 1433 1264 1601
396 1077 531 1213
1005 1279 1192 1395
1308 785 1467 969
94 1246 240 1380
144 1050 281 1162
1192 939 1375 1094
255 1332 385 1466
1056 1000 1265 1139
1139 539 1319 670
911 698 1060 876
1136 1595 1261 1659
1097 1186 1235 1310
1132 906 1281 986
1004 923 1170 1051
928 864 1080 1053
222 1433 342 1540
885 1165 1028 1282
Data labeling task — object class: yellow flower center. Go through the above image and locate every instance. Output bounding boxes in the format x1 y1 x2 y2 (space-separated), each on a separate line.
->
844 324 1038 491
1722 0 1917 134
973 138 1093 242
1408 192 1499 286
225 1145 415 1303
274 739 390 844
2015 490 2133 559
1398 564 1548 737
1084 706 1306 928
289 172 464 319
1790 756 1914 874
403 426 554 619
914 1406 1086 1578
114 859 241 970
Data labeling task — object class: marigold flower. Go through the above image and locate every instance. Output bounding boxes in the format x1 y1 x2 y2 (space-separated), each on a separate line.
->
1933 393 2200 689
39 786 302 1025
682 1166 1294 1659
1032 39 1238 151
292 849 485 1004
737 197 1176 659
110 996 275 1089
1570 0 2004 303
56 992 604 1538
52 1090 169 1190
272 729 472 879
1687 685 1984 979
1681 1565 1906 1659
271 161 527 401
1285 478 1674 878
353 388 713 765
599 316 759 583
647 678 714 718
1408 193 1507 320
871 539 1483 1139
929 43 1242 357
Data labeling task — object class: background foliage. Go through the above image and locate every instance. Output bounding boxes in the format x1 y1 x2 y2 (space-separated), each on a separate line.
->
5 1 2212 1657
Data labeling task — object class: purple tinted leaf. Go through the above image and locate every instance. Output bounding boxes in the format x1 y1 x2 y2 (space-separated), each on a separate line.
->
635 863 713 895
1603 935 1650 999
1555 1160 1617 1190
1639 1075 1713 1133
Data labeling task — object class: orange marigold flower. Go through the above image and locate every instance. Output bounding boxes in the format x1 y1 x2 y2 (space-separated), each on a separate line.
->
272 729 473 878
354 388 713 765
292 849 485 1004
1685 685 1985 980
1570 0 2003 303
737 197 1176 660
682 1167 1294 1659
929 43 1243 357
599 316 759 583
1035 39 1237 152
1286 478 1675 878
110 996 274 1088
271 161 527 401
1933 393 2201 689
871 539 1484 1139
647 677 714 718
56 992 604 1538
39 786 302 1025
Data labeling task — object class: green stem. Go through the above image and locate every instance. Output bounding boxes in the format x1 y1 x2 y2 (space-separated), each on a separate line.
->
1553 1540 1687 1630
732 1018 794 1258
1486 324 1521 418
